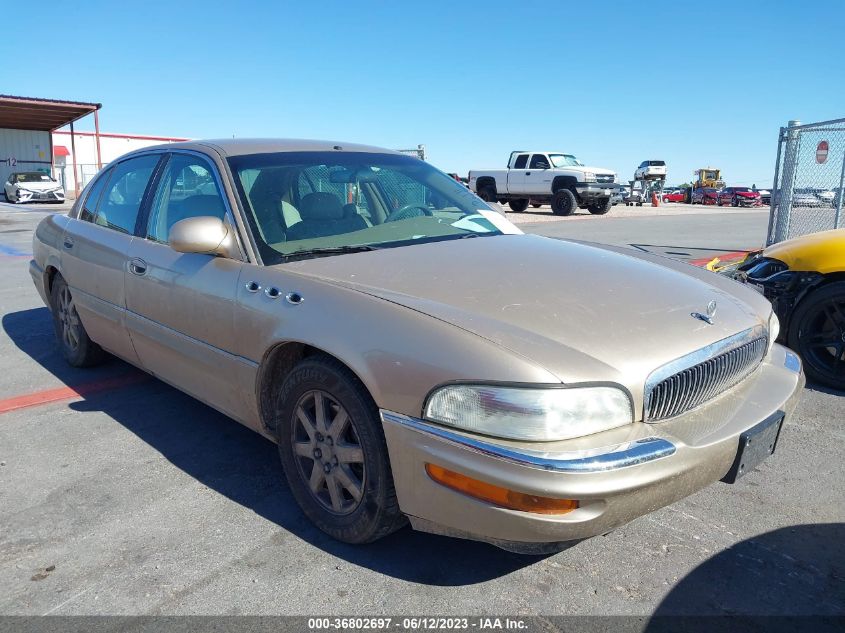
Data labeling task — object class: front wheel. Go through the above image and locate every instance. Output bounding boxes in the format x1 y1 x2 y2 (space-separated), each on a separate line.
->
788 282 845 390
587 198 612 215
551 189 577 216
508 198 529 213
50 275 106 367
531 203 541 208
275 355 406 544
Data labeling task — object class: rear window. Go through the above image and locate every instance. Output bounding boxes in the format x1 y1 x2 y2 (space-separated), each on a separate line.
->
649 161 665 166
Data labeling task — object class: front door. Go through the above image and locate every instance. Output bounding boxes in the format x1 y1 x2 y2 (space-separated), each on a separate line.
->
123 152 249 422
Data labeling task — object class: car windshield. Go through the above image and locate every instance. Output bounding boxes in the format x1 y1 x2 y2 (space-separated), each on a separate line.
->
15 172 54 183
228 151 516 264
733 187 751 192
549 154 583 167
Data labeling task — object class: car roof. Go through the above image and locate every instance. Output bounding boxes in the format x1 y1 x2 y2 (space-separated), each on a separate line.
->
129 138 402 158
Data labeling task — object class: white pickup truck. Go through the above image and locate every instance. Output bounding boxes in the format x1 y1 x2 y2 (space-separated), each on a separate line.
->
469 151 618 215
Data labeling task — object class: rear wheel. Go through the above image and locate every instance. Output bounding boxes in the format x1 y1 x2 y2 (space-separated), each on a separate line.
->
508 198 529 213
50 275 106 367
788 282 845 390
531 203 541 208
275 355 406 543
478 187 497 203
587 198 612 215
551 189 577 216
732 196 738 207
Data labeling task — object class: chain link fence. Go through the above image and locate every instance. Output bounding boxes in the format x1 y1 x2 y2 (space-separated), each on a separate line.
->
767 117 845 245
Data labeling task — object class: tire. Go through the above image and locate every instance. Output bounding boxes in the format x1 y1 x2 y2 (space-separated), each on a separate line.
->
732 196 738 207
508 198 529 213
477 187 497 203
275 355 406 544
50 275 106 367
787 281 845 391
551 188 577 216
717 198 723 207
587 198 612 215
531 203 541 208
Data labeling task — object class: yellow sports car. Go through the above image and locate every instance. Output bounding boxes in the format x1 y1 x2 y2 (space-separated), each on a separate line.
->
713 229 845 390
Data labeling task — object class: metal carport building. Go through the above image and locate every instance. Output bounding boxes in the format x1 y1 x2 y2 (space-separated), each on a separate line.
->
0 95 102 198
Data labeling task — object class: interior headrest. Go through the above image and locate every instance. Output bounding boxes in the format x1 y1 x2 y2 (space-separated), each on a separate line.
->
299 192 344 220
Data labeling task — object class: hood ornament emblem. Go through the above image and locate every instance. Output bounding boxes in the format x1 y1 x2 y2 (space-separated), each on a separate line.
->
691 300 717 325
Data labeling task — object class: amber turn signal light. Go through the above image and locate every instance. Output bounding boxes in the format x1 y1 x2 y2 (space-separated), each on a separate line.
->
425 463 578 515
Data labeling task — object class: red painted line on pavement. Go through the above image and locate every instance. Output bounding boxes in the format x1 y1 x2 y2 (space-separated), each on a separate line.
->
689 250 750 267
0 372 150 414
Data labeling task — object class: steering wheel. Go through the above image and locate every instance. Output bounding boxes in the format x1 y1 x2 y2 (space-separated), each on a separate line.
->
384 203 433 223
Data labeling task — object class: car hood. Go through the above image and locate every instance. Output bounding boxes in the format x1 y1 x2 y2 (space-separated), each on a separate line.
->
735 191 760 198
575 165 615 176
284 235 766 397
15 181 61 191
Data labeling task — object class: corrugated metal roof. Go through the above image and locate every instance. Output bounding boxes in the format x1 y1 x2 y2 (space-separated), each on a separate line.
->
0 94 101 131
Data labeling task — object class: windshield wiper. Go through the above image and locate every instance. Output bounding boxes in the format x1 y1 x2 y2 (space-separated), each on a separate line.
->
283 244 380 262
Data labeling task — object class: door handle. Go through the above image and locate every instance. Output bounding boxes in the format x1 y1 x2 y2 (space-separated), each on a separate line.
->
525 172 531 176
129 258 147 276
63 237 74 249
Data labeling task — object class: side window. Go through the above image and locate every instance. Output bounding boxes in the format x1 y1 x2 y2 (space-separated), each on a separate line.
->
96 155 160 234
529 154 550 169
79 169 112 223
513 154 529 169
146 154 227 243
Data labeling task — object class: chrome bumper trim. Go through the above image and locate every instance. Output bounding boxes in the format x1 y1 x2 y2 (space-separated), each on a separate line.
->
380 411 676 473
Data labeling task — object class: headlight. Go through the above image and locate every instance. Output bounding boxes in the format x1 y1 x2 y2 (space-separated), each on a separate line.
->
583 172 596 182
768 312 780 349
424 384 633 442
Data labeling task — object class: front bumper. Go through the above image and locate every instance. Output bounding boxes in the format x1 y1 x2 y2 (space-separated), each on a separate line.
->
381 344 804 552
575 183 616 201
14 189 65 203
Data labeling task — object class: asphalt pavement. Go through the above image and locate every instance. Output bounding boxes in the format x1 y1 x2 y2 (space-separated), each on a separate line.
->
0 202 842 617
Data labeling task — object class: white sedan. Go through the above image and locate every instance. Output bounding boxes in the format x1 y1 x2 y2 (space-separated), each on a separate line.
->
4 171 65 203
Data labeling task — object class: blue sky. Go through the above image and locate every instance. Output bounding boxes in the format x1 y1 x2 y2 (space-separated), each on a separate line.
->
2 0 842 186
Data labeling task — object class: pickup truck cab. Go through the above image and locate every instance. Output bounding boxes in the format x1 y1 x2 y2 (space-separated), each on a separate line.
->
469 152 617 216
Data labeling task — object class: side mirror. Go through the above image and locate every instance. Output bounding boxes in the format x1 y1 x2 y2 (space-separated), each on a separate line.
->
169 216 237 258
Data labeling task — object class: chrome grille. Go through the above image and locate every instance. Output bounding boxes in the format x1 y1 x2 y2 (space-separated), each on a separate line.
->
645 336 767 421
596 174 615 184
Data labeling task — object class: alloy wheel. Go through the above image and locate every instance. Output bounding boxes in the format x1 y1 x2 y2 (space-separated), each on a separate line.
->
291 390 366 515
798 298 845 376
56 286 81 351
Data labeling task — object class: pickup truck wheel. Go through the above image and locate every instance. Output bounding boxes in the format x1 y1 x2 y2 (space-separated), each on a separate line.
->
531 203 541 208
508 198 529 213
788 282 845 391
50 275 106 367
478 187 497 203
587 198 612 215
275 355 406 544
552 189 577 216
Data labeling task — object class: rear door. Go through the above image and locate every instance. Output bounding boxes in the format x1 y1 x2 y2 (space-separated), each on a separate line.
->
123 151 250 421
507 153 529 194
59 154 163 364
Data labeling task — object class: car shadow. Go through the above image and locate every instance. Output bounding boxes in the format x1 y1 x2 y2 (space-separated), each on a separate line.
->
648 523 845 621
2 307 547 586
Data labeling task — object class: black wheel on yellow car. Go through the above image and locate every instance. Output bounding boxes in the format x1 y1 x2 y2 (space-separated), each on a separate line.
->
788 281 845 390
275 355 406 543
50 275 106 368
